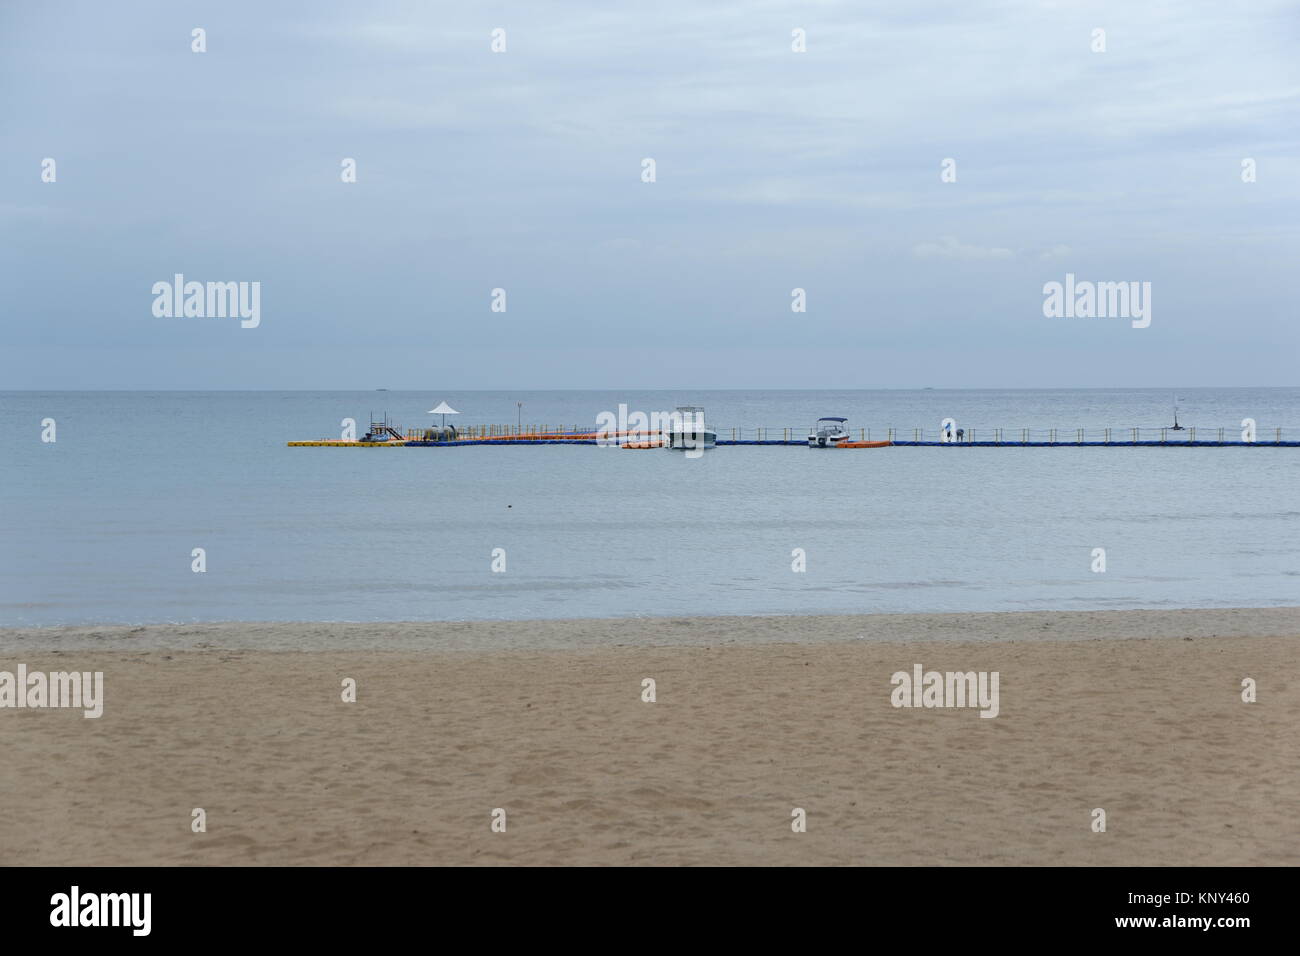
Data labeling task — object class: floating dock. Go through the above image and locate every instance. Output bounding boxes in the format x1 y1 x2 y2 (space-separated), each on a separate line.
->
290 424 1299 448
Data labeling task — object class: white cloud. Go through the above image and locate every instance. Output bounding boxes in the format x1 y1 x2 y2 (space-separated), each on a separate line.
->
912 237 1014 260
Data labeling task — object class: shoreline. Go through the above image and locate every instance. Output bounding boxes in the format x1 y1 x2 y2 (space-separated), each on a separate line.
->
4 605 1300 652
2 607 1297 865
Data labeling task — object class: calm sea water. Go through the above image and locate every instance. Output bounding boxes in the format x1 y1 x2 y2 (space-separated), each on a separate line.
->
2 389 1297 627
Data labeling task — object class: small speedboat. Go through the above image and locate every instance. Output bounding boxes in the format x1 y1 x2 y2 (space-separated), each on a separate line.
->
808 417 850 447
666 405 716 451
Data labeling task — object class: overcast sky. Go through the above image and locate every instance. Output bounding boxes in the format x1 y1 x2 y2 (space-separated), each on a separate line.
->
2 0 1297 389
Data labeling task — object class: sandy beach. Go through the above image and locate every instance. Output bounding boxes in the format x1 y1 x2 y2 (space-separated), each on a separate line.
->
2 607 1297 866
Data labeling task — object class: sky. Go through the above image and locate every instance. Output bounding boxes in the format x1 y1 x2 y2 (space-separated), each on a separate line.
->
1 0 1297 389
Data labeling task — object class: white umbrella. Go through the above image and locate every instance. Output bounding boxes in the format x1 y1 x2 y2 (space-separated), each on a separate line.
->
427 401 460 428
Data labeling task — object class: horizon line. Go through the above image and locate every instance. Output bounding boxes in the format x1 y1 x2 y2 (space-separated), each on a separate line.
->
2 385 1296 393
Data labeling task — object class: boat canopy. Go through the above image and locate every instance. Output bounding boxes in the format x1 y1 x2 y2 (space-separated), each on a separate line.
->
817 417 848 423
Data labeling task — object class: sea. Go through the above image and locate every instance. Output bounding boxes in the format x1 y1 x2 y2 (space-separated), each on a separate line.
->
2 388 1297 627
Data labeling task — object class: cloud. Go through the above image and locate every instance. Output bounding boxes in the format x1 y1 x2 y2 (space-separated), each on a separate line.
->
2 0 1298 386
595 238 642 252
912 237 1014 260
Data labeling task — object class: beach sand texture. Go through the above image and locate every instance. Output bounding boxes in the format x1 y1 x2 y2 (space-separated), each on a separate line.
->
2 608 1297 866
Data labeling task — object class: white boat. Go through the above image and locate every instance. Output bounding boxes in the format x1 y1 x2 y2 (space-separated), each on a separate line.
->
666 405 716 451
808 416 850 447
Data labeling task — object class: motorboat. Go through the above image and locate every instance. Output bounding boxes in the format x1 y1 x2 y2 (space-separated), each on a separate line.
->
666 405 716 451
808 416 850 447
